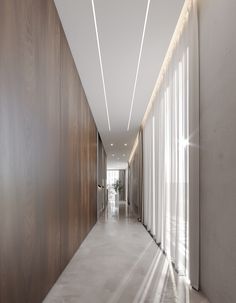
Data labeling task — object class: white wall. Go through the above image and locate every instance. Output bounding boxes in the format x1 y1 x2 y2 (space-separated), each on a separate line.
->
198 0 236 302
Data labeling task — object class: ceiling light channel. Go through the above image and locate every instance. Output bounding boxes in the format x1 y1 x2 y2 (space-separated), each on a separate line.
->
127 0 151 131
91 0 111 131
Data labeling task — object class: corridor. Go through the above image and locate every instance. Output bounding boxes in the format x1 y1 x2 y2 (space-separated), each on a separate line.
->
44 201 208 303
1 0 236 302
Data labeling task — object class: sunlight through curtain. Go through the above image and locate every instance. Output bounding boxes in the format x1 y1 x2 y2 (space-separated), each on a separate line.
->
142 0 199 289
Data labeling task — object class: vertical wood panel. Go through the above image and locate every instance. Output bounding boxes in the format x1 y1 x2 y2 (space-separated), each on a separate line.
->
97 134 107 216
0 0 99 302
60 27 82 267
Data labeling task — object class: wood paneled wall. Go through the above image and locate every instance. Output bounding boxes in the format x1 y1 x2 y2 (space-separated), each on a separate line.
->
128 131 143 219
0 1 98 302
97 134 107 216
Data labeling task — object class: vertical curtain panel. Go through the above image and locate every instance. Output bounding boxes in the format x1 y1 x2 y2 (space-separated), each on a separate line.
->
142 0 199 289
119 170 126 201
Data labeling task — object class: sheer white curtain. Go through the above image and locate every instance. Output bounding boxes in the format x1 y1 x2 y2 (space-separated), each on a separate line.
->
142 0 199 289
143 110 154 233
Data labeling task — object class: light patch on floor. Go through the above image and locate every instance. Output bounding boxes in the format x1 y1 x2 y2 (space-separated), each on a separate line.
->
44 201 208 303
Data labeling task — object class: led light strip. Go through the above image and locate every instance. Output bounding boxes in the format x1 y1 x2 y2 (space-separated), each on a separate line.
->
141 0 193 128
127 0 151 131
91 0 111 131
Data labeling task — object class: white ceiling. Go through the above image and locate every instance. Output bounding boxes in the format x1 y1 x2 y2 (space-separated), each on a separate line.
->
54 0 184 169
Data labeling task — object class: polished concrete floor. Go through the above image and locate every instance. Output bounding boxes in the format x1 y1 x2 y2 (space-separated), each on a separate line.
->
44 200 208 303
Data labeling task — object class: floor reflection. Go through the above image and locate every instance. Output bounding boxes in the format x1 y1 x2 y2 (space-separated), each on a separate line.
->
103 192 131 222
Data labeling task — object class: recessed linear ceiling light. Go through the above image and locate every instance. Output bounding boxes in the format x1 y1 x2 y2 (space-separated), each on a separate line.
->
91 0 111 131
110 143 114 146
127 0 151 131
124 143 127 146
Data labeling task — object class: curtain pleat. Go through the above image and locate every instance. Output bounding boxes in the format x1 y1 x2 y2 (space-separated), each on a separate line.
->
142 0 199 288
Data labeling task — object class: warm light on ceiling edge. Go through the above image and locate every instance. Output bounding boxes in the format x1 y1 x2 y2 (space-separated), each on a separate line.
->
141 0 193 128
127 0 151 131
91 0 111 131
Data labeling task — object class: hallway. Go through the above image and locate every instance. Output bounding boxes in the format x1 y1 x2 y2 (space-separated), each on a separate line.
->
44 201 208 303
1 0 236 302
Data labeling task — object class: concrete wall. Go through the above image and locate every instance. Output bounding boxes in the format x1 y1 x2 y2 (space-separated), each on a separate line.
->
198 0 236 302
